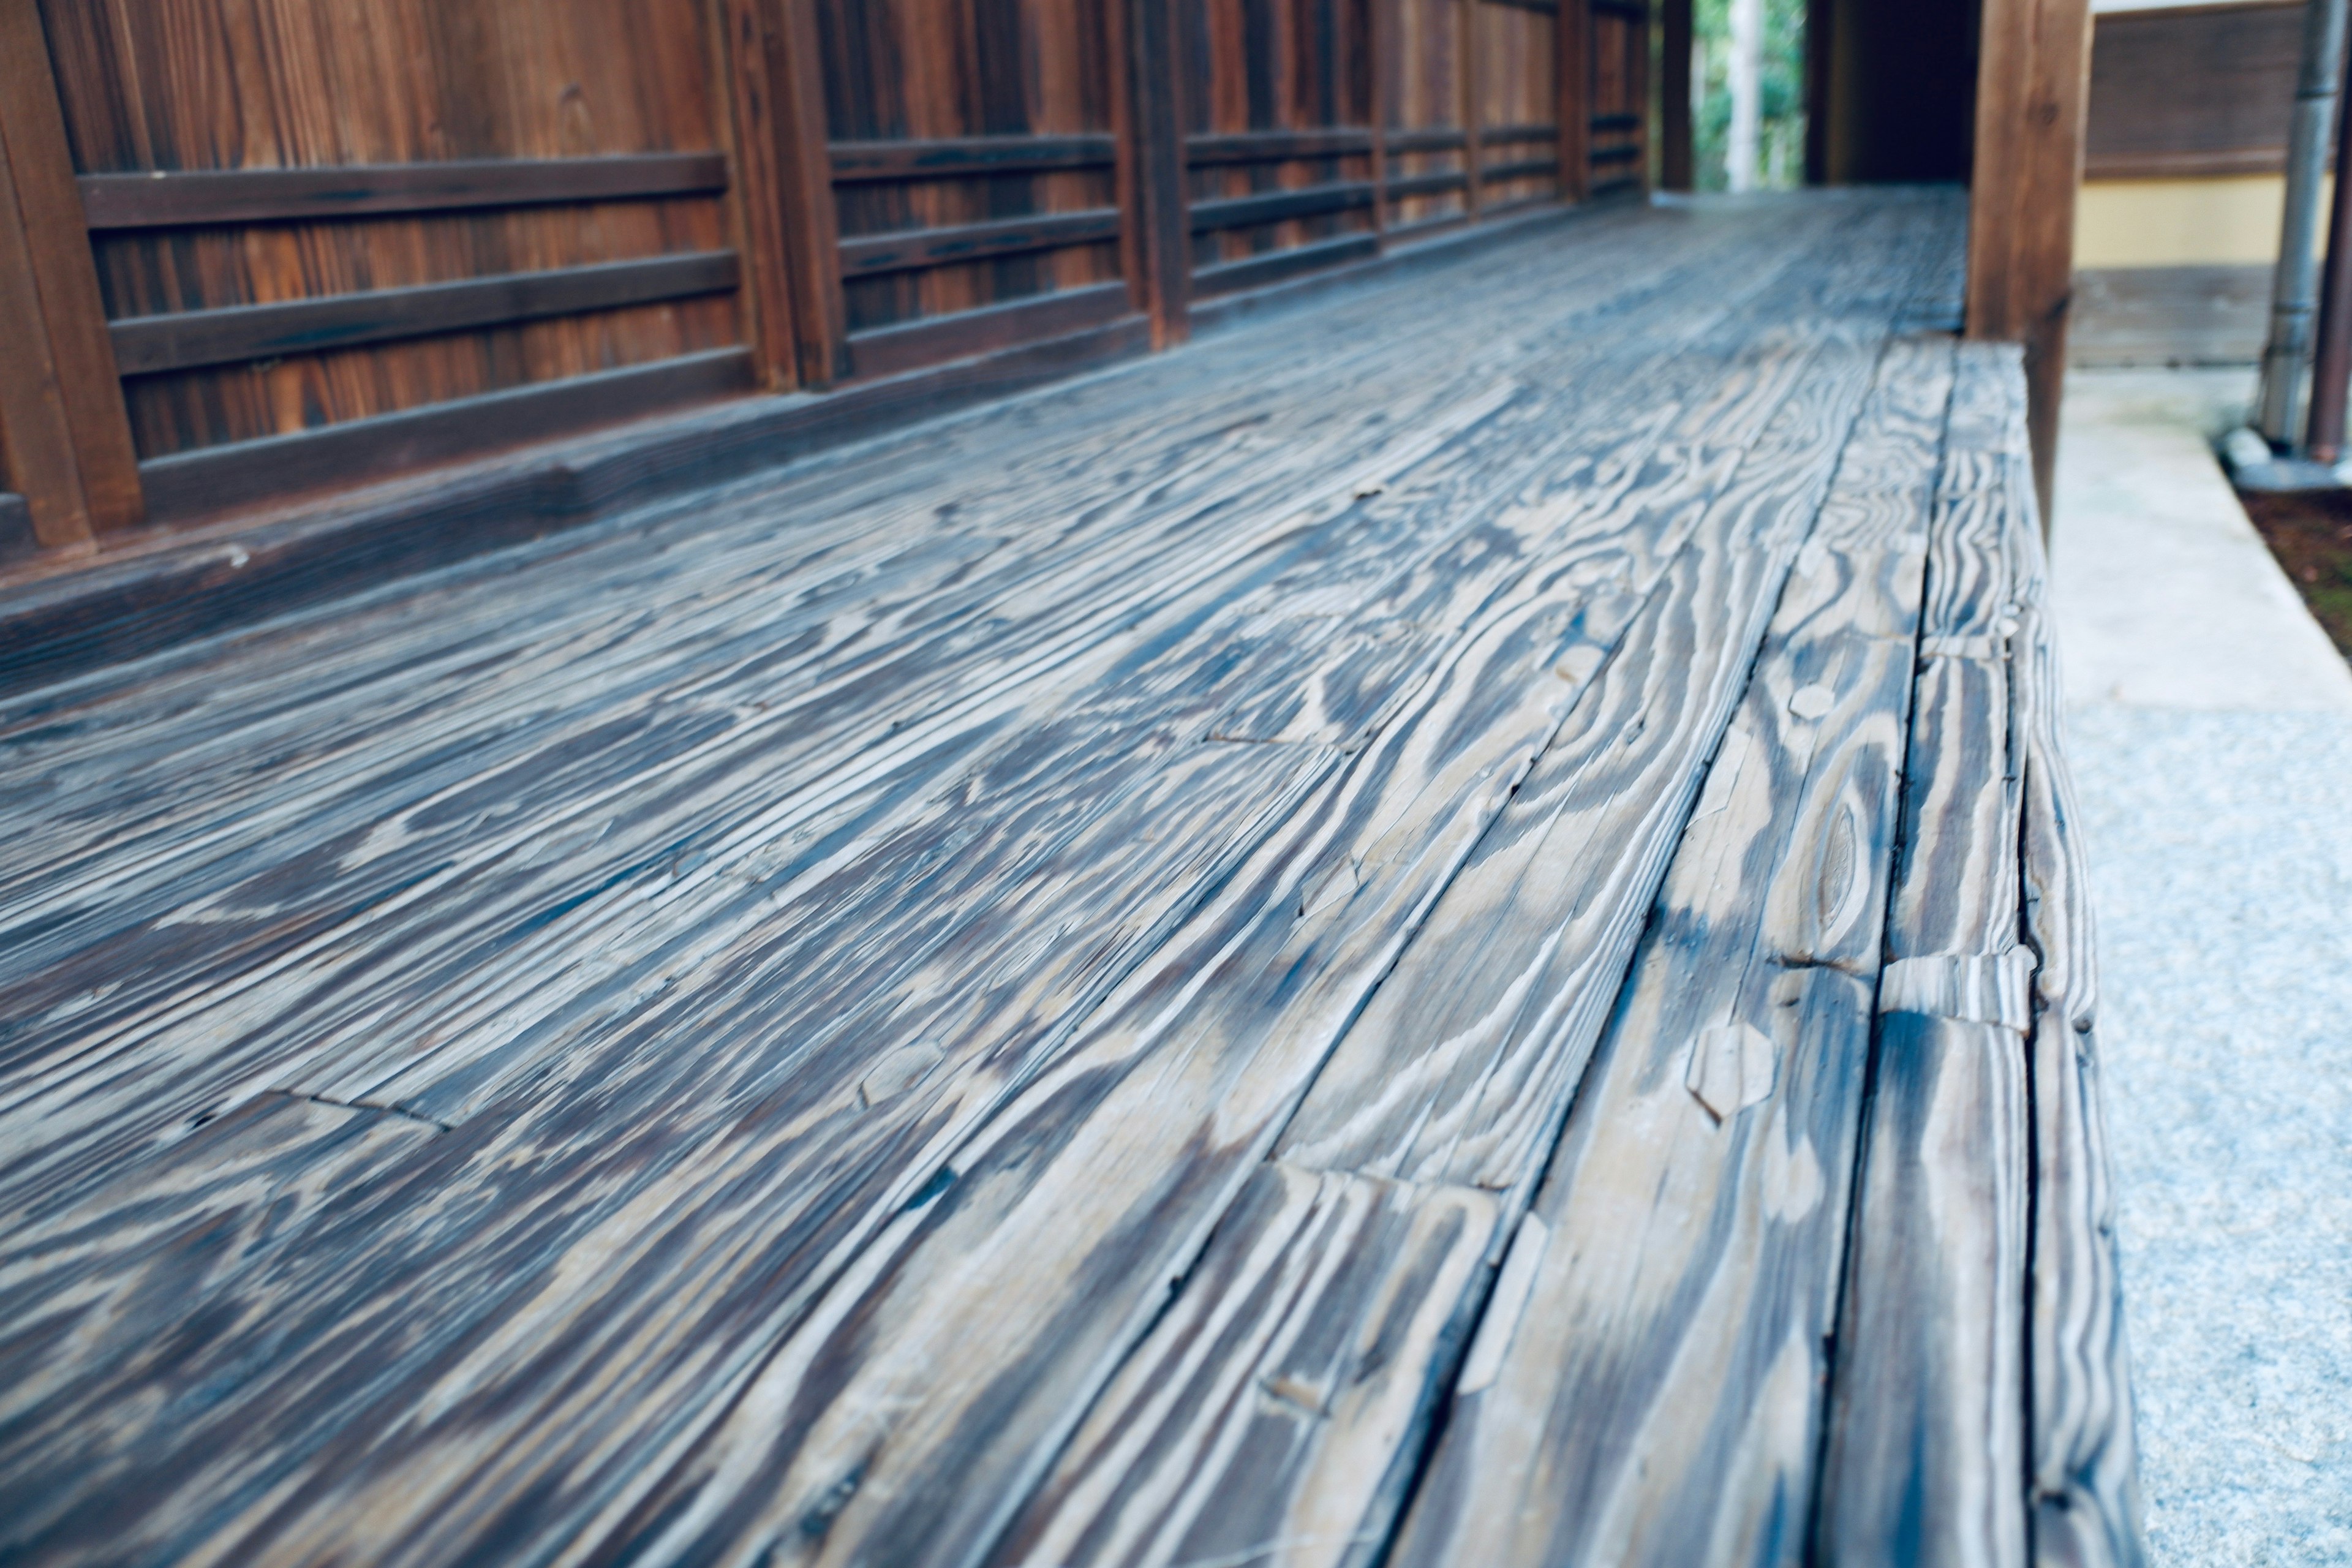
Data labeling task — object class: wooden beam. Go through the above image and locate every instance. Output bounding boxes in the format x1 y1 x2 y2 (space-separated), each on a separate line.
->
1461 0 1485 221
1188 181 1378 232
77 156 728 230
1120 0 1193 349
1965 0 2094 524
829 136 1118 181
1660 0 1694 189
1185 128 1378 164
718 0 846 390
711 0 799 391
0 0 141 541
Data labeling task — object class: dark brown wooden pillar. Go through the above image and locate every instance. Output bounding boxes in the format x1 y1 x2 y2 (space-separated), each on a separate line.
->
1660 0 1694 190
1120 0 1192 349
0 0 142 547
1965 0 2094 526
714 0 847 391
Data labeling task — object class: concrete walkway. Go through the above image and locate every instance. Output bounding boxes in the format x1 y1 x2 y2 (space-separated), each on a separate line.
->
2052 369 2352 1564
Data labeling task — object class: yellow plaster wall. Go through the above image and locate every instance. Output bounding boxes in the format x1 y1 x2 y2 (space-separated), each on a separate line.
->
2074 174 2320 268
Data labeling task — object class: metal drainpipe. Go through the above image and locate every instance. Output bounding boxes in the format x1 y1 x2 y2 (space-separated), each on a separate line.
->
2259 0 2350 450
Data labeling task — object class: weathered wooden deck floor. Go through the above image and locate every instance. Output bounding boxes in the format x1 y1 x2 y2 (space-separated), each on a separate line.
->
0 190 2141 1568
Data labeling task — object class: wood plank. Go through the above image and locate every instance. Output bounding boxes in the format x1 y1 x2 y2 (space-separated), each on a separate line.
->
2007 455 2149 1567
1384 337 1954 1568
0 83 91 551
1819 344 2035 1568
0 200 1988 1568
620 218 1934 1568
1188 181 1379 233
0 0 141 537
838 210 1123 279
1 209 1701 1022
829 135 1118 182
75 154 731 230
1559 0 1593 203
137 350 757 522
108 253 742 377
1662 0 1695 189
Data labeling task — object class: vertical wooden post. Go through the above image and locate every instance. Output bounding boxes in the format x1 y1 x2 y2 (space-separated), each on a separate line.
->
1558 0 1593 201
1121 0 1192 347
715 0 846 390
0 0 142 546
710 0 801 391
1460 0 1484 220
1660 0 1693 189
1965 0 2093 525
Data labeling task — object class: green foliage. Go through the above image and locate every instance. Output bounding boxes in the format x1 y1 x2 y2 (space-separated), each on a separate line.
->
1689 0 1807 191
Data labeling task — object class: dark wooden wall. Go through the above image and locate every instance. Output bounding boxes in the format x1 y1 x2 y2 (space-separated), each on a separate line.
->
0 0 1648 565
2084 0 2306 180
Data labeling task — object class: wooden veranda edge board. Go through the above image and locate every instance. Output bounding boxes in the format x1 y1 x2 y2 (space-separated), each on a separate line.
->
2008 493 2149 1564
0 199 1607 703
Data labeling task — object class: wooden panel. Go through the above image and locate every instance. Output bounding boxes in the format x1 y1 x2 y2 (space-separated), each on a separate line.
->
818 0 1124 337
2085 0 2305 179
1473 0 1559 207
1659 0 1692 187
0 0 142 540
77 156 730 229
37 0 745 466
1382 0 1472 230
1588 1 1648 193
1183 0 1379 276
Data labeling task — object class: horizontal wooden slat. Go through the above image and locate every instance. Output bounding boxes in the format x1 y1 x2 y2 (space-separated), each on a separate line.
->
109 252 741 377
1482 0 1558 13
1482 123 1560 146
827 135 1119 183
1591 144 1645 164
1478 157 1561 184
845 281 1135 380
1385 171 1471 200
838 209 1122 278
1190 180 1377 233
1388 128 1470 155
138 348 753 521
1591 112 1642 132
77 154 728 231
1185 128 1378 165
1191 231 1380 297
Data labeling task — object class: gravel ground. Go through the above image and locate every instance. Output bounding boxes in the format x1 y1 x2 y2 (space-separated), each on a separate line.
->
2069 701 2352 1565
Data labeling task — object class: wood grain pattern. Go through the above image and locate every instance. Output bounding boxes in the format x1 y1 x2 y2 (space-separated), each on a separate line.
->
0 215 1796 1568
1819 345 2036 1568
0 193 2138 1568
